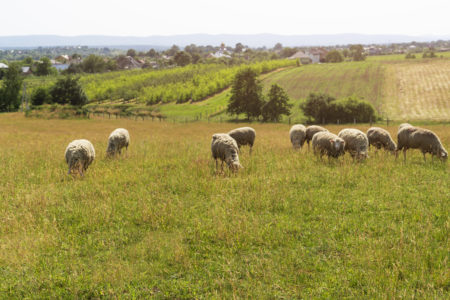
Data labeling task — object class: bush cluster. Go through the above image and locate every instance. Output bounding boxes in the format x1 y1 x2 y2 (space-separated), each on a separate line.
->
300 92 376 123
32 76 88 107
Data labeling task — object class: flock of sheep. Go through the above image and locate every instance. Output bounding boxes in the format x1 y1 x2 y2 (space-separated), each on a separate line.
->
212 123 448 172
64 123 447 176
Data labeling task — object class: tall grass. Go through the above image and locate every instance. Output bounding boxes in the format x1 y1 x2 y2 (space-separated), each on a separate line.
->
0 114 448 298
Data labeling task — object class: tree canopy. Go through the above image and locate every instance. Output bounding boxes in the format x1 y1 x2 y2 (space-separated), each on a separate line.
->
0 63 23 112
262 84 292 122
227 67 264 120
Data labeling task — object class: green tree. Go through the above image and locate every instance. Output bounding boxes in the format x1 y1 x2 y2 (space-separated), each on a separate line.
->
126 49 137 57
50 76 88 106
23 56 34 65
325 50 344 63
262 84 292 122
35 57 54 76
31 86 51 105
0 63 23 111
81 54 106 73
174 51 192 66
350 44 365 61
235 43 245 53
146 49 158 57
300 93 335 123
227 67 264 120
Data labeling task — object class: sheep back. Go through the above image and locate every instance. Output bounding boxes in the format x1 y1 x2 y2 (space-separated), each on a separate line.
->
338 128 369 159
367 127 396 152
289 124 306 149
311 131 345 158
211 134 242 170
227 127 256 148
107 128 130 155
65 139 95 174
398 126 447 160
305 125 328 143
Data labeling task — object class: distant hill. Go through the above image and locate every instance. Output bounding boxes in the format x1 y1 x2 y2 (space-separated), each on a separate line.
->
0 33 449 49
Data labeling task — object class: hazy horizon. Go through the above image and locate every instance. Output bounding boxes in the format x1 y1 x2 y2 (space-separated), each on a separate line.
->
1 0 449 37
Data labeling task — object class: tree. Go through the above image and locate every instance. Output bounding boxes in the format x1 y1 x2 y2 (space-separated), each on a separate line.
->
273 43 283 51
174 51 192 66
31 86 51 105
146 48 158 58
35 57 54 76
50 76 88 106
227 67 264 120
235 43 244 53
81 54 106 73
165 45 180 56
0 63 23 111
350 44 365 61
300 93 335 123
261 84 292 122
23 56 33 65
325 50 344 63
126 49 137 57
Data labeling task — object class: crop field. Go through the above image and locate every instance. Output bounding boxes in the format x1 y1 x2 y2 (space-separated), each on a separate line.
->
0 114 448 298
383 59 450 121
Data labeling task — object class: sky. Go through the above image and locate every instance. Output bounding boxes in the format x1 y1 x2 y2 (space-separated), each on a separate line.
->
1 0 449 36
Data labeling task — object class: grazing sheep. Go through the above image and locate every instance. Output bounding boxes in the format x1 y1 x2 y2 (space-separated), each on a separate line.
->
289 124 307 149
311 131 345 159
211 134 243 172
397 126 447 162
305 125 328 149
65 139 95 176
106 128 130 157
227 127 256 154
399 123 413 131
338 128 369 160
367 127 397 153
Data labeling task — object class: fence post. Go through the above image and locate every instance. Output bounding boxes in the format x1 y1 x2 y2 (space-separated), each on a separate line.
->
353 117 356 124
288 117 291 125
370 116 372 127
386 118 389 126
322 118 325 125
337 119 340 125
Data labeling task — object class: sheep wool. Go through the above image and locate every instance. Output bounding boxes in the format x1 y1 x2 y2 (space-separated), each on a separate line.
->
65 139 95 176
106 128 130 156
305 125 328 148
311 131 345 158
211 133 242 171
367 127 397 153
338 128 369 160
227 127 256 154
289 124 307 149
397 126 447 162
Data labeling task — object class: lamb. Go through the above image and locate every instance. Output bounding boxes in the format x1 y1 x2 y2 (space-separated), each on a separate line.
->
211 133 243 172
398 123 413 131
305 125 328 149
397 126 447 162
311 131 345 159
289 124 306 149
367 127 397 154
338 128 369 160
227 127 256 154
106 128 130 157
65 139 95 176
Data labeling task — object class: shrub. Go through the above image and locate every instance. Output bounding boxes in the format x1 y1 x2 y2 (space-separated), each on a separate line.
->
300 93 376 123
31 87 51 106
50 76 88 106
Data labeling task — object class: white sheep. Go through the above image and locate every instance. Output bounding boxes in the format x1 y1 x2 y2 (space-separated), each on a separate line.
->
397 125 447 162
338 128 369 160
227 127 256 155
367 127 397 154
106 128 130 157
65 139 95 176
211 133 242 172
289 124 306 149
305 125 328 149
311 131 345 159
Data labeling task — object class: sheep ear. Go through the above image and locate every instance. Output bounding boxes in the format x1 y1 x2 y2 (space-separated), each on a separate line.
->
329 139 335 145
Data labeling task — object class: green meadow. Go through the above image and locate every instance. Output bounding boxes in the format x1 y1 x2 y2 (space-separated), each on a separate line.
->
0 114 448 298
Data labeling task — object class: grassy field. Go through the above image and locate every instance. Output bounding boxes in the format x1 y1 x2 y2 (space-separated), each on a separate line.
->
0 114 448 298
383 59 450 121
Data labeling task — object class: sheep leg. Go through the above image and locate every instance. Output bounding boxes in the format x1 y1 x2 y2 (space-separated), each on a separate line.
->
67 166 71 175
403 148 407 162
249 146 252 156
